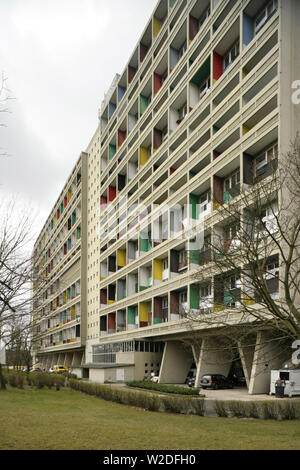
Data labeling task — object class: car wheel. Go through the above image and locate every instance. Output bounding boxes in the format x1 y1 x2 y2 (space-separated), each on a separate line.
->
202 386 207 389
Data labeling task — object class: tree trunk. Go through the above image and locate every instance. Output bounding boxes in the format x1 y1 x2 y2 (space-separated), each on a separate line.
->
0 364 7 390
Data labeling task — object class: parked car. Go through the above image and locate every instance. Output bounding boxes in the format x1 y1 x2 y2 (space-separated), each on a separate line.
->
48 367 54 373
52 365 68 374
185 368 197 384
187 376 196 388
199 374 234 390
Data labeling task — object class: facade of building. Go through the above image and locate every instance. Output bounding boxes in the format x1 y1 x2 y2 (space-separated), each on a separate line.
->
32 0 300 393
32 153 88 377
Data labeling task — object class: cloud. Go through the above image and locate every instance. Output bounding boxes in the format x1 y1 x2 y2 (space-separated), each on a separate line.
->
0 0 157 234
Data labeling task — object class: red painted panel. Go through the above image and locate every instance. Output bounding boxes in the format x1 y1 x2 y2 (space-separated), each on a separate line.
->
213 52 223 81
154 72 162 94
154 297 162 318
108 313 116 330
189 15 198 42
118 129 126 147
140 44 148 62
128 66 136 84
213 175 224 205
109 186 116 202
153 128 162 150
100 289 107 304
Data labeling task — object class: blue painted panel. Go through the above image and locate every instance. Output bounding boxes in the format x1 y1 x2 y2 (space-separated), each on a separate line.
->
243 13 254 47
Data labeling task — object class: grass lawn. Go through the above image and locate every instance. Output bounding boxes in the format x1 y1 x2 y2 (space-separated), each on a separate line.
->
0 386 300 450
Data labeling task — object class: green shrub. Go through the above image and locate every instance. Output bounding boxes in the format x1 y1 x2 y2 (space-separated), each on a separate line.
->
52 374 66 390
190 398 205 416
161 396 187 414
228 400 247 418
67 379 204 415
8 371 18 388
16 372 24 389
214 400 228 418
276 400 300 420
125 380 200 396
243 401 260 419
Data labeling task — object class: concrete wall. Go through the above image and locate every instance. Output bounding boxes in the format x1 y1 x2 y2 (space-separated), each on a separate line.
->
196 337 232 386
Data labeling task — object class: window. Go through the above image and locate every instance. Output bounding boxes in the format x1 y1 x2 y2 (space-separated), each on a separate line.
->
162 259 168 271
254 0 278 35
226 274 241 291
254 142 278 177
264 261 279 279
178 104 187 120
179 250 187 268
224 169 240 191
224 223 239 241
199 191 211 214
199 5 210 28
200 284 211 297
162 128 168 141
199 77 211 99
178 42 187 59
179 291 187 303
223 41 240 71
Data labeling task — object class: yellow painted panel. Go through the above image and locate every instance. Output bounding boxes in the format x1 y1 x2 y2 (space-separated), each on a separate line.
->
213 303 223 312
213 202 221 211
139 302 148 322
117 249 126 267
139 146 148 166
243 124 250 135
71 305 76 318
108 300 115 305
68 189 72 201
153 17 162 37
244 295 255 306
153 259 162 280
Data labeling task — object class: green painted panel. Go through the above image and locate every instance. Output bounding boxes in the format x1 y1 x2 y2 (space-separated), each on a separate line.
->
140 237 151 252
109 144 116 160
190 285 199 309
140 95 149 115
190 193 198 219
223 191 233 204
128 306 136 324
191 57 210 86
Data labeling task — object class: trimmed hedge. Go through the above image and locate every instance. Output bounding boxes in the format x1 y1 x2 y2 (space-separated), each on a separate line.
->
68 379 205 416
125 380 202 396
214 399 300 420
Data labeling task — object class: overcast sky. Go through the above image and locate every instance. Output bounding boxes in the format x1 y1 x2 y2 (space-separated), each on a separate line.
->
0 0 157 240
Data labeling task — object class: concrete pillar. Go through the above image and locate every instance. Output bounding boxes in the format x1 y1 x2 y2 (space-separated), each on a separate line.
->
197 337 232 381
65 352 73 367
248 331 285 394
159 341 192 384
72 351 83 367
238 338 255 389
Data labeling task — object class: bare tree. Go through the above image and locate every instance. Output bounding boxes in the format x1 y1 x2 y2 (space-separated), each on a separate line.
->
185 136 300 361
0 72 13 157
0 199 40 387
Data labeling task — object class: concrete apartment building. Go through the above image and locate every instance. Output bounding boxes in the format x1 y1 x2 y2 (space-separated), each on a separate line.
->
32 153 88 377
32 0 300 393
